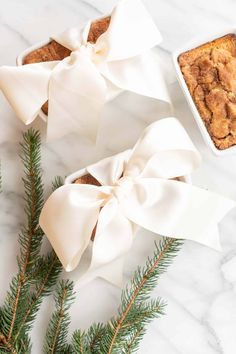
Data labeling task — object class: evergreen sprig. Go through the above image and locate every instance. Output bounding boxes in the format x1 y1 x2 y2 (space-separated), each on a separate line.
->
0 129 45 352
0 129 62 353
69 238 182 354
18 129 44 274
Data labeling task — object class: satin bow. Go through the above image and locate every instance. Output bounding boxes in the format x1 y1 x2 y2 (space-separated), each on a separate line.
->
39 118 235 286
0 0 170 142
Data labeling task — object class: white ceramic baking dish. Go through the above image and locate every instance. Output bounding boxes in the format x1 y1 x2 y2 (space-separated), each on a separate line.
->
172 29 236 156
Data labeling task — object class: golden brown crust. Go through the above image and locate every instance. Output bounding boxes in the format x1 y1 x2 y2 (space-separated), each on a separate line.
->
41 102 48 115
179 34 236 150
23 16 111 65
23 40 71 65
87 16 111 43
74 173 101 187
23 16 111 116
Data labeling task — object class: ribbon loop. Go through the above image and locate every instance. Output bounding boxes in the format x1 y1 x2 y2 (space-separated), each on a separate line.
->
95 0 162 61
39 117 236 286
125 118 202 179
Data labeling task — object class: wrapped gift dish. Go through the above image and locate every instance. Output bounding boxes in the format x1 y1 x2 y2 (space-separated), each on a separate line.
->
0 0 170 142
39 117 235 286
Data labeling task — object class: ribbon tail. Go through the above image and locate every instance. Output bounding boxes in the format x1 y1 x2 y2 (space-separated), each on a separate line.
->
72 252 125 289
96 0 162 61
47 52 107 142
121 178 236 250
101 52 170 103
94 257 125 288
89 198 134 285
0 62 56 124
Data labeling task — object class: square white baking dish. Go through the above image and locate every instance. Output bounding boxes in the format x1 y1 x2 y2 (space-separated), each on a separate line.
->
172 28 236 156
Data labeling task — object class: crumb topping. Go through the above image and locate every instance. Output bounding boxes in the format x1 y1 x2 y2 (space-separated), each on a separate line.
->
179 34 236 150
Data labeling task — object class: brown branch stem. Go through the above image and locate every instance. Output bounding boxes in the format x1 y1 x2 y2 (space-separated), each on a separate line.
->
7 163 39 341
7 276 22 341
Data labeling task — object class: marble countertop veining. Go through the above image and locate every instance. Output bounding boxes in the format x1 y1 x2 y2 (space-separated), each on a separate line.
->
1 0 236 353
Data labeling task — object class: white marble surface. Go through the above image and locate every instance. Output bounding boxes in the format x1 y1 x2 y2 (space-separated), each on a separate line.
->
1 0 236 353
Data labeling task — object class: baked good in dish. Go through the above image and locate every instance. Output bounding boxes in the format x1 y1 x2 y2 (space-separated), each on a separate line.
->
179 34 236 150
23 17 111 115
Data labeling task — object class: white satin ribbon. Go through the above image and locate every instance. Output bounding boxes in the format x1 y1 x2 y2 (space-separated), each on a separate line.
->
39 118 236 286
0 0 170 142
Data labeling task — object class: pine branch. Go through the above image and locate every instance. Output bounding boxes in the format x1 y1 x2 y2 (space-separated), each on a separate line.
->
0 129 63 353
44 280 75 354
101 238 183 354
0 129 44 351
71 238 183 354
18 129 44 274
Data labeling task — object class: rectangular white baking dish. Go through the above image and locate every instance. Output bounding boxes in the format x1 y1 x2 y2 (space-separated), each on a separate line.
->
172 28 236 156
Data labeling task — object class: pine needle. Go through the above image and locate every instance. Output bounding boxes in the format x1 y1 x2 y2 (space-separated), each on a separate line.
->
52 176 64 191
